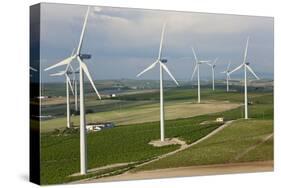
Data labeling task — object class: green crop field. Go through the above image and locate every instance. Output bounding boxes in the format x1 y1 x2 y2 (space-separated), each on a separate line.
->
135 119 273 171
41 99 155 118
39 85 273 185
40 88 270 132
41 117 222 184
113 87 266 102
40 99 240 132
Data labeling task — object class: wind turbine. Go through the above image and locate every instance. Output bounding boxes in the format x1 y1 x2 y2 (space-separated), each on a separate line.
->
137 23 179 142
68 66 80 111
191 47 210 103
73 69 79 111
44 7 101 175
229 37 260 119
206 58 218 91
50 64 74 128
221 61 232 92
66 49 79 112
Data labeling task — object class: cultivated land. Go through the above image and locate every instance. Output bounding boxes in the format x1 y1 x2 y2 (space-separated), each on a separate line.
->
41 100 240 132
41 116 222 184
40 87 267 132
134 119 273 171
40 85 273 185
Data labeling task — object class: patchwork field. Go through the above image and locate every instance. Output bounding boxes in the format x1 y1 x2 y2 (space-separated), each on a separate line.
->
134 119 273 171
41 117 222 184
41 100 240 132
39 86 273 185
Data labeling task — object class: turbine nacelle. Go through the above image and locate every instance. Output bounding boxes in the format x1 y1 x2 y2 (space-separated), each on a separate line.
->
66 70 79 75
245 62 250 65
79 54 92 60
160 58 168 63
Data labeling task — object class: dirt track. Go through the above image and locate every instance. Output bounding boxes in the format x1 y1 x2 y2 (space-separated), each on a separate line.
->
86 161 273 183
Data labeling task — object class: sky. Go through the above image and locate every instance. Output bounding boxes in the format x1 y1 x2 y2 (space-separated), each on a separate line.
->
40 3 274 83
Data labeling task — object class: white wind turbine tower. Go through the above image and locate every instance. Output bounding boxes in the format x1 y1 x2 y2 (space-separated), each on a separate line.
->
45 7 101 175
74 69 79 111
206 58 218 91
50 64 75 128
69 67 80 111
221 61 232 92
191 47 210 103
229 37 260 119
67 48 80 112
137 23 179 142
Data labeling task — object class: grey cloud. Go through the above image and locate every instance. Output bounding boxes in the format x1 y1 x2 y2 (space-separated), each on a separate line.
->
39 3 273 82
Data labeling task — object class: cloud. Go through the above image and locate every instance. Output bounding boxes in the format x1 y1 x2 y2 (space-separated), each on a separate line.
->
39 3 274 82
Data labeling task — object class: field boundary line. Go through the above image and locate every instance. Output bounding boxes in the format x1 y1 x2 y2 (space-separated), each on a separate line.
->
234 133 273 161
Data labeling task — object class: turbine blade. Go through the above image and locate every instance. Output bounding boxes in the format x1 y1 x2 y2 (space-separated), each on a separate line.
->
136 61 158 77
191 47 198 63
66 74 75 95
243 37 249 64
50 71 65 76
191 64 198 80
44 56 75 71
158 23 166 59
200 60 211 63
78 57 101 99
227 61 231 71
65 61 72 73
227 74 231 80
68 63 74 72
30 67 37 72
66 48 75 73
229 64 243 75
161 63 179 86
71 48 76 56
76 7 90 55
213 58 218 65
68 63 76 85
246 65 260 80
206 62 212 67
72 76 75 90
